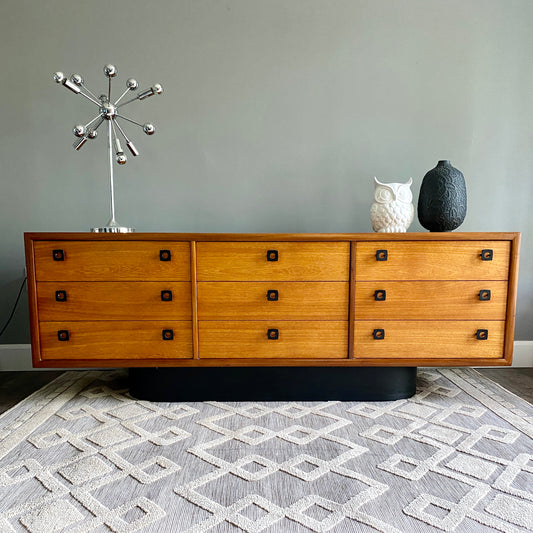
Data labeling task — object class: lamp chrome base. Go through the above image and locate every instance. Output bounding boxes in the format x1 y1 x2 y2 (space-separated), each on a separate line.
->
91 219 135 233
91 226 135 233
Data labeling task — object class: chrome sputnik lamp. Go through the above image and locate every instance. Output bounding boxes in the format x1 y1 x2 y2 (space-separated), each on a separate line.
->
53 64 163 232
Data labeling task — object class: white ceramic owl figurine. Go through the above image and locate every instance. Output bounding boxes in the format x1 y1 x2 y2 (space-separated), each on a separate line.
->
370 177 414 232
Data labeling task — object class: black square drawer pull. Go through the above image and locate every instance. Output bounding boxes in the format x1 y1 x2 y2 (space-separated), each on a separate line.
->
479 290 491 301
374 290 386 301
55 290 67 302
159 250 171 261
266 250 278 262
376 250 388 261
162 329 174 340
476 329 489 340
161 290 173 301
53 249 65 261
267 290 279 301
481 249 493 261
267 328 279 340
373 328 385 340
57 330 70 341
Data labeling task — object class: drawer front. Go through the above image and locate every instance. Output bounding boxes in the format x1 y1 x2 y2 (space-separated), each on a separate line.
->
354 281 508 320
354 321 505 359
39 321 193 360
34 241 191 281
36 282 192 321
199 321 348 358
197 242 350 281
198 282 348 320
356 241 510 281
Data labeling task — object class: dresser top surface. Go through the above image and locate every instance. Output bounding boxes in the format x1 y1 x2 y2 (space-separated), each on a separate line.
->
24 231 520 242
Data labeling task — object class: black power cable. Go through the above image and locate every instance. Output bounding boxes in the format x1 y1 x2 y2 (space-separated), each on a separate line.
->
0 277 27 338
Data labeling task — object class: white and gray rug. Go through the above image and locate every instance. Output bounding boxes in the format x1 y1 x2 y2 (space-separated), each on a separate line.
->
0 368 532 533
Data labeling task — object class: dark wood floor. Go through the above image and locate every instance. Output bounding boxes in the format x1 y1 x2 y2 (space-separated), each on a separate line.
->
0 368 532 415
477 367 533 404
0 371 64 415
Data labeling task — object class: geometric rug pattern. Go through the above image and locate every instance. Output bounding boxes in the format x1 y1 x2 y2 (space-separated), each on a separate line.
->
0 368 532 532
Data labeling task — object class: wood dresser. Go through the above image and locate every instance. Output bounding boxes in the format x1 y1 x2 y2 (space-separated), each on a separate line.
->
24 232 520 400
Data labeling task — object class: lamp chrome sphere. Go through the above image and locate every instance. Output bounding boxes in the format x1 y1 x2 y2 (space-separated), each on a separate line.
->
73 124 86 137
54 72 65 83
116 153 127 165
87 129 97 139
71 74 84 86
100 102 117 119
143 123 155 135
153 83 163 94
126 78 138 90
103 64 117 78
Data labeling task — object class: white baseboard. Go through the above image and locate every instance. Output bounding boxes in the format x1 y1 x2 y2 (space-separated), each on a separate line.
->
1 342 532 371
0 345 95 371
512 341 533 367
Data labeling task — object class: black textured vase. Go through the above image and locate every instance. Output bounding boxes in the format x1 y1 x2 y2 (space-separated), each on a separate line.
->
417 160 467 232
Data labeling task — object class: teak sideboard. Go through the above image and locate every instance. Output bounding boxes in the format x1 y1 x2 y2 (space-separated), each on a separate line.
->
24 232 520 380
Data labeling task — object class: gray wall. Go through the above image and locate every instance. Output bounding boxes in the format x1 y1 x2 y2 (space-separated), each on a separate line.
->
1 0 532 345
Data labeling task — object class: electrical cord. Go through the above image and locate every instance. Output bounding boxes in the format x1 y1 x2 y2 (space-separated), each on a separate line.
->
0 277 27 338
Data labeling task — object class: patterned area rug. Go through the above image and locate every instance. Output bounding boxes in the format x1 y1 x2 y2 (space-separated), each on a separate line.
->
0 369 532 533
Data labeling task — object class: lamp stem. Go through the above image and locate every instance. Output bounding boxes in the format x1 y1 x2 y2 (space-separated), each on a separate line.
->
107 120 116 225
79 91 102 107
113 116 131 143
80 82 100 103
116 113 144 128
114 87 131 106
84 113 103 129
91 117 133 232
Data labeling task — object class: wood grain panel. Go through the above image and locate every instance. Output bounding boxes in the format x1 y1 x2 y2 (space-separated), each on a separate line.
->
354 320 505 359
39 321 192 360
198 282 348 320
503 233 521 365
36 282 192 320
196 242 350 281
34 241 191 281
198 321 348 358
190 241 200 359
354 281 508 320
356 241 511 281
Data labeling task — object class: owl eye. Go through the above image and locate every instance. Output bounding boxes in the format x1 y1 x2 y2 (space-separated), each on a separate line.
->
397 188 412 203
375 188 393 202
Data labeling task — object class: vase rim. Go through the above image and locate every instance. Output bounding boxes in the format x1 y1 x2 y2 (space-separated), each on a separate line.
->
437 160 451 165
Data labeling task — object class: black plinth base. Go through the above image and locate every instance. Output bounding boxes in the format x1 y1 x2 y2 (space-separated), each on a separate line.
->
129 367 417 402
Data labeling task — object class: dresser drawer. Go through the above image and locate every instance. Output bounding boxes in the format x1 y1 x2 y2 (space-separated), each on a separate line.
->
354 281 508 320
198 282 348 320
197 242 350 281
36 282 192 321
198 321 348 358
34 241 191 281
356 241 510 281
353 321 505 359
39 321 193 360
